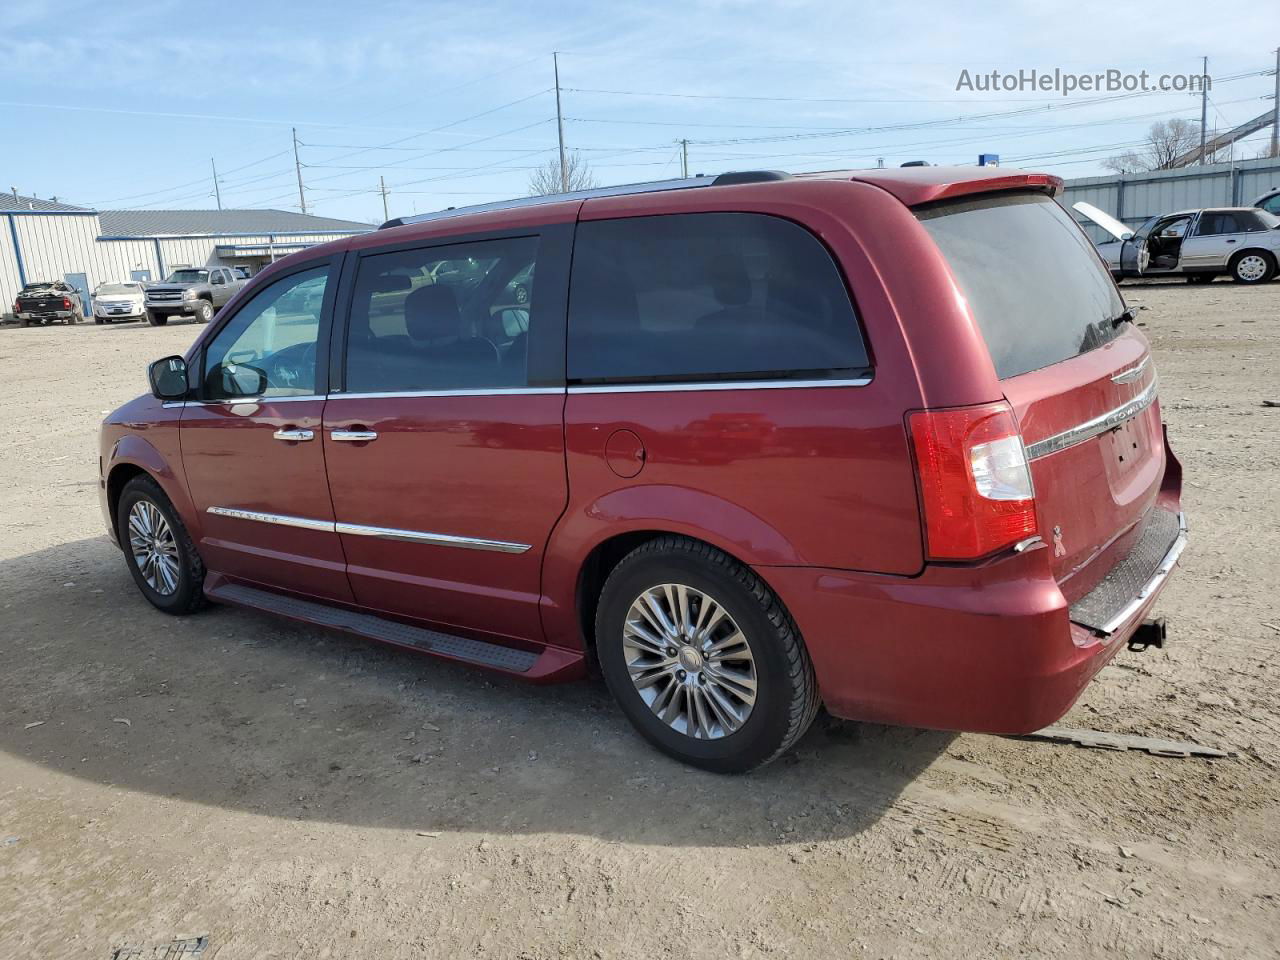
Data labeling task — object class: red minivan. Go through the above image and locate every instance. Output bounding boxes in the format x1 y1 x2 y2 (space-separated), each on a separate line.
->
100 166 1185 772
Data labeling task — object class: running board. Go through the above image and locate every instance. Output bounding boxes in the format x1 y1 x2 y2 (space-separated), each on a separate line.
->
206 580 549 674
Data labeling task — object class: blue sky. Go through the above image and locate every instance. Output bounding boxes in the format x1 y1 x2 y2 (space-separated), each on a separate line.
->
1 0 1272 224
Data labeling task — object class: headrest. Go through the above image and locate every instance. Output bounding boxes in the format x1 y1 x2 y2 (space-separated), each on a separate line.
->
709 254 750 307
405 284 461 341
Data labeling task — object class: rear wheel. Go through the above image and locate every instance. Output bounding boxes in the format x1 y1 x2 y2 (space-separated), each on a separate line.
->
116 475 206 615
595 536 819 773
1230 251 1275 284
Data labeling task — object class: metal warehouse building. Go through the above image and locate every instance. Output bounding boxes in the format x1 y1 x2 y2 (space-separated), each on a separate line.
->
2 193 372 321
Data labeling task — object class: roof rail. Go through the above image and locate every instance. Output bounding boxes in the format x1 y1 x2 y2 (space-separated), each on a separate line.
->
379 170 791 229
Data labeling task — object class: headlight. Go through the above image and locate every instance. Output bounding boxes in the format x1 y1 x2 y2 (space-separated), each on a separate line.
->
182 289 197 300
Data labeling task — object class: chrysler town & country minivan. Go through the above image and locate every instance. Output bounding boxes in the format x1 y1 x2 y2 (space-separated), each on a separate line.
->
99 166 1185 772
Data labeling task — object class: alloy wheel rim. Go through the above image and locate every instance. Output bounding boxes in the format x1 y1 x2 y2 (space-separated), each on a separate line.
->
128 500 181 595
622 583 757 740
1238 255 1267 281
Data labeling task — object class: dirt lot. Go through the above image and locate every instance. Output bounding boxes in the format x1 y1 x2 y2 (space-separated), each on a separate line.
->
0 283 1277 960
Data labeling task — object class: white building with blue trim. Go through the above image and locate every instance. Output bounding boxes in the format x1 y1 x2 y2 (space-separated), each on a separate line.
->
2 193 372 320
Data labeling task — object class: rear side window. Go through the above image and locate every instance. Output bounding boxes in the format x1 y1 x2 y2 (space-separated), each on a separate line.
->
567 213 868 384
344 236 538 393
917 193 1125 380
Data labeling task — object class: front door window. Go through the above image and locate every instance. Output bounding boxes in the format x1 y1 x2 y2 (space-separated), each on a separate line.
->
202 266 328 400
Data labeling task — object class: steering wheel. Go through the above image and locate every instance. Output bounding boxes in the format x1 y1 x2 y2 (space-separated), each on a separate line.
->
265 341 317 392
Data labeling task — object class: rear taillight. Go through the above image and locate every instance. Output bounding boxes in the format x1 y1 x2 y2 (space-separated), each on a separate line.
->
62 297 72 309
908 402 1036 560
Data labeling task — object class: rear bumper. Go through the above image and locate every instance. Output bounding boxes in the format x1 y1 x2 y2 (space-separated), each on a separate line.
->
763 441 1185 735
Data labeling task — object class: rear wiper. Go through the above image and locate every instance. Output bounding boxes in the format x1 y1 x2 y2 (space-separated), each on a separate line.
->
1110 307 1136 329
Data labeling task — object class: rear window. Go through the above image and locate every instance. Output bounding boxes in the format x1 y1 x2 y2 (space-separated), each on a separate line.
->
567 212 868 384
917 192 1125 379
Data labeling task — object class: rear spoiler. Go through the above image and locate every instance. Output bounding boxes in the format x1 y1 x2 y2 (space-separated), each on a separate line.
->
848 167 1063 207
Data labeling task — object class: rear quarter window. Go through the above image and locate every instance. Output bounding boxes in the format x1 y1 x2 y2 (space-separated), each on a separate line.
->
917 192 1126 380
567 212 868 384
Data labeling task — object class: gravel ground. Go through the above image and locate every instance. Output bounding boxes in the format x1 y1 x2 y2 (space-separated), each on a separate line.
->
0 281 1277 959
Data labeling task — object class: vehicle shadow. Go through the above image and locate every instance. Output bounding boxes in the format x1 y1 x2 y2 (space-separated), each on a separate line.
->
0 537 953 848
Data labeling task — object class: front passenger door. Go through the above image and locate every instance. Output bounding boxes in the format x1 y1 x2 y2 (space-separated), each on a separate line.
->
180 257 354 602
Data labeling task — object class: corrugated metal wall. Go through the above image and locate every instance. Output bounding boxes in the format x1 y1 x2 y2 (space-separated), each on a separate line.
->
1063 156 1280 242
2 217 363 320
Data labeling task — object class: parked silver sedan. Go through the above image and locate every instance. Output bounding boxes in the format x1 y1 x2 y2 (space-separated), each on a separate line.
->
1076 202 1280 284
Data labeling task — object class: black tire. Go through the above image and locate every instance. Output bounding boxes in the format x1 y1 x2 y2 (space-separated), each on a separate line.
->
1186 273 1215 285
194 300 213 323
1229 250 1276 285
116 475 206 616
147 311 168 327
94 317 105 324
595 536 820 773
19 318 29 328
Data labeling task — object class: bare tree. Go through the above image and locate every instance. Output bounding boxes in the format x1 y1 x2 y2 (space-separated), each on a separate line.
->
528 151 598 196
1103 119 1203 173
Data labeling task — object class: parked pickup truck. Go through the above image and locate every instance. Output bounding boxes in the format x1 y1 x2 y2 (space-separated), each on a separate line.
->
14 280 84 326
144 266 245 326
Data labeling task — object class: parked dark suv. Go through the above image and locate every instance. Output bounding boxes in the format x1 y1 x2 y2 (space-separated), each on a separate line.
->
99 166 1185 772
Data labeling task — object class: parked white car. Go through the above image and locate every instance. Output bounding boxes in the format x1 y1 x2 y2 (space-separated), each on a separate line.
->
1077 202 1280 284
92 281 148 323
1253 188 1280 216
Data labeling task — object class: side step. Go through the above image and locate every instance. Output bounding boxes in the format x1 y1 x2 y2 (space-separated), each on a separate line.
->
207 581 541 673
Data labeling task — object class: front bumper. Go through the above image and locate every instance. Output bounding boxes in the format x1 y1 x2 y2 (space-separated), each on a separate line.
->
18 310 74 320
95 305 144 318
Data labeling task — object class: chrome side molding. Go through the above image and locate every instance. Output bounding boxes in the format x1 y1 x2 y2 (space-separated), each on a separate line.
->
206 507 530 554
206 506 333 532
334 522 530 554
1025 378 1158 461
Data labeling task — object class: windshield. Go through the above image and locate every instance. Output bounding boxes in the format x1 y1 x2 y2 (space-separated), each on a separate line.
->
166 270 208 283
97 283 139 294
917 192 1126 380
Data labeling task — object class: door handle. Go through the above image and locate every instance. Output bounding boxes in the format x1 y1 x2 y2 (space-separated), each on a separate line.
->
273 428 314 442
1226 239 1237 244
331 429 378 442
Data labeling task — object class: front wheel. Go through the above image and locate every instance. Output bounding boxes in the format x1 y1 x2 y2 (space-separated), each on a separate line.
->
1231 251 1276 284
595 536 820 773
117 475 206 615
147 311 167 326
193 300 213 323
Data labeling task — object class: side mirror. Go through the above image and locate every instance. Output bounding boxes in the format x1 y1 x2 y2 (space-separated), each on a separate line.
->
148 355 189 400
211 362 269 399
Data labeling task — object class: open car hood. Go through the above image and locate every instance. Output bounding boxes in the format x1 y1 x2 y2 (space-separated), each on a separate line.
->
1072 201 1133 241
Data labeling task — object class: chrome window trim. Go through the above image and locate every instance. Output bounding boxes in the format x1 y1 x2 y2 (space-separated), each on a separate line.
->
567 377 872 395
332 387 564 400
183 394 326 406
1110 355 1151 384
1024 378 1158 461
334 521 530 554
1093 513 1188 636
206 506 334 532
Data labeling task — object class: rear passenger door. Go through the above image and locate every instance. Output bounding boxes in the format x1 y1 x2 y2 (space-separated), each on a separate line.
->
322 226 572 642
1180 210 1238 269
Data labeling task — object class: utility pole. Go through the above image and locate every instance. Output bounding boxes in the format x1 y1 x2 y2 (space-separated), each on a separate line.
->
553 52 569 192
1198 56 1208 165
679 138 689 178
210 158 222 210
292 127 307 214
1271 46 1279 159
379 176 389 221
